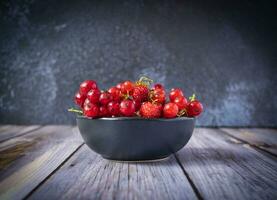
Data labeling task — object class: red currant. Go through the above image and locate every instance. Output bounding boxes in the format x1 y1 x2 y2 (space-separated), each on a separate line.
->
153 83 164 90
116 82 123 90
150 88 166 104
107 101 120 116
120 100 136 117
173 96 188 110
74 92 86 107
99 106 109 117
79 80 97 95
169 88 184 102
163 103 179 118
121 81 134 94
187 100 203 117
87 89 101 104
83 99 99 118
108 87 121 102
99 92 112 106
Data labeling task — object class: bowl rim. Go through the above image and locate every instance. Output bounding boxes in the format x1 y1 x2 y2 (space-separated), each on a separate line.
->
77 116 195 121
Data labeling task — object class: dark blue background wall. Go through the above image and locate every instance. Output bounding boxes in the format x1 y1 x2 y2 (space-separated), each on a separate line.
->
0 0 276 126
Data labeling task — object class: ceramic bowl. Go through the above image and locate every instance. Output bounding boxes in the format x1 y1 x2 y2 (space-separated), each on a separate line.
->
77 116 195 161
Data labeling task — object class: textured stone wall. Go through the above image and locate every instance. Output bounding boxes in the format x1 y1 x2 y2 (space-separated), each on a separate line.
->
0 0 276 126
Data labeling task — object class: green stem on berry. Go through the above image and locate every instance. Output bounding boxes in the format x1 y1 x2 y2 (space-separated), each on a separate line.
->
121 92 131 100
177 108 187 117
68 108 83 114
137 76 153 86
189 93 196 102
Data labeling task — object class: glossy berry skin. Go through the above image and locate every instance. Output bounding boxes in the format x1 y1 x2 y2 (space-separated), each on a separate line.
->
163 103 179 118
153 83 164 90
173 96 188 110
132 85 149 102
99 92 112 106
121 81 134 94
79 80 98 95
120 100 136 117
187 100 203 117
107 101 120 116
74 92 86 107
150 88 166 104
99 106 109 117
87 89 101 104
83 98 91 108
83 99 99 118
116 82 123 90
140 102 161 118
169 88 184 102
108 87 121 102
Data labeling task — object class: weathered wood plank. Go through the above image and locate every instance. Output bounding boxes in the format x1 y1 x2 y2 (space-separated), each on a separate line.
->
221 128 277 155
0 125 41 142
0 126 83 200
176 128 277 200
27 145 197 200
0 126 12 133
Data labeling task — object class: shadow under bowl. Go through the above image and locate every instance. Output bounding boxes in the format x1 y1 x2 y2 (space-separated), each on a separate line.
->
77 116 195 161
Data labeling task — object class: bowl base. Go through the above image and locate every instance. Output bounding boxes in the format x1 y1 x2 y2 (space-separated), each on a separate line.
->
102 156 170 163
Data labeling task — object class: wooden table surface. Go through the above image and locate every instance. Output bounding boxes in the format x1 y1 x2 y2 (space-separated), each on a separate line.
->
0 126 276 200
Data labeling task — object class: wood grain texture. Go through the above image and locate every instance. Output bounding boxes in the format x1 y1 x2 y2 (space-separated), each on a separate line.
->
176 128 277 200
28 145 197 200
0 125 41 142
0 126 83 200
221 128 277 155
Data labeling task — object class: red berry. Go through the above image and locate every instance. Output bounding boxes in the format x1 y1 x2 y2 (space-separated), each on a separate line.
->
163 103 179 118
121 81 134 94
107 101 120 116
150 88 166 104
74 92 86 107
83 98 91 108
83 99 99 118
132 85 149 102
87 89 101 104
157 103 163 112
153 83 164 90
173 96 188 110
133 100 142 111
187 100 203 117
169 88 184 102
120 100 136 117
116 82 123 90
99 106 109 117
99 92 112 106
79 80 97 95
108 87 121 102
140 102 161 118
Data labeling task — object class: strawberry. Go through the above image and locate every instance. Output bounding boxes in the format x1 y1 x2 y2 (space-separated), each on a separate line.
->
132 85 149 102
139 102 161 118
131 76 153 102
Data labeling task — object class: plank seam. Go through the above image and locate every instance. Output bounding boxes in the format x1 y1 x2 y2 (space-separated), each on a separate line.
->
0 126 44 143
219 129 277 158
173 153 203 200
23 142 85 200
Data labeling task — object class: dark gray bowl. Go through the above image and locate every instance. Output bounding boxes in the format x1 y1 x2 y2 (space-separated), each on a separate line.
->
77 116 195 161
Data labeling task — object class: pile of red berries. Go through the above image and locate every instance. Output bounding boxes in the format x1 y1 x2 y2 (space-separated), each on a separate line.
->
70 76 203 119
